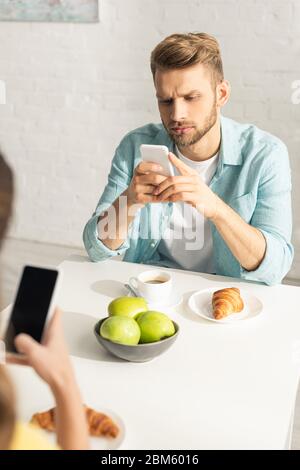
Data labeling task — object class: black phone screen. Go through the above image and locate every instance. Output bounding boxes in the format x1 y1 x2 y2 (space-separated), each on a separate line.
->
4 266 58 353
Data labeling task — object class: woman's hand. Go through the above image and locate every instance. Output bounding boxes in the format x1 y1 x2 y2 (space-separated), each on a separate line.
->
14 308 74 391
13 308 89 449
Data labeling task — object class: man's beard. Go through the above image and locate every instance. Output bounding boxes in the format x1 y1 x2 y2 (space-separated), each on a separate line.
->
164 101 218 148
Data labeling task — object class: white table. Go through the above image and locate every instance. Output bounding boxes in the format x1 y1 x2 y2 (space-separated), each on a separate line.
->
6 257 300 449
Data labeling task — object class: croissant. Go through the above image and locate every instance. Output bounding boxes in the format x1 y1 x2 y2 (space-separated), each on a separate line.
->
212 287 244 320
30 405 119 438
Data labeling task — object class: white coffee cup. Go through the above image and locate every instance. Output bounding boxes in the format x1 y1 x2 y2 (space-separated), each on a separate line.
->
129 269 172 304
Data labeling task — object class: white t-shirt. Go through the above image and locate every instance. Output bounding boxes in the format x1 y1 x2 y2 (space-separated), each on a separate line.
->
157 147 219 273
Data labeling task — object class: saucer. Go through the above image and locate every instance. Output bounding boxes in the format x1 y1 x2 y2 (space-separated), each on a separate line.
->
127 287 183 309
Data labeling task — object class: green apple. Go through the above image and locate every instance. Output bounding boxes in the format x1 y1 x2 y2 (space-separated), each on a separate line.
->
100 316 141 345
136 311 175 344
134 311 145 323
108 296 148 319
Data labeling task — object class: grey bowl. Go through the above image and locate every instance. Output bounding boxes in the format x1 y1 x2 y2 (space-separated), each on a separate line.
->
94 318 179 362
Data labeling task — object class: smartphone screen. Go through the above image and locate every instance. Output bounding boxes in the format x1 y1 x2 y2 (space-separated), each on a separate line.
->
4 266 59 353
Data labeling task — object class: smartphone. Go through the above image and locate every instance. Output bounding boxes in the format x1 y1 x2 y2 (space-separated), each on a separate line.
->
3 265 61 355
140 144 175 177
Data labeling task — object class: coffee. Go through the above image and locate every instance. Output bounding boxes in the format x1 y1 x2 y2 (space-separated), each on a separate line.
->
145 278 166 284
129 269 172 303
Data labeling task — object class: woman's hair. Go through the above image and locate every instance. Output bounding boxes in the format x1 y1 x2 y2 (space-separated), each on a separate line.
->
0 366 15 449
0 151 15 449
150 32 224 87
0 151 13 245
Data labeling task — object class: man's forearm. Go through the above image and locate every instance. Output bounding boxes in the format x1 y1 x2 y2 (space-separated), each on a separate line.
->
98 189 142 251
211 196 266 271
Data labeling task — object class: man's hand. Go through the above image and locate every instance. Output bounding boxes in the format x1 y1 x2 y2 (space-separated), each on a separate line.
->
98 161 168 251
126 161 167 206
153 152 219 219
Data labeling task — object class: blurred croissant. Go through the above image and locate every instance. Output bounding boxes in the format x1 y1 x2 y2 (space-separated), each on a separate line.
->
30 405 119 438
212 287 244 320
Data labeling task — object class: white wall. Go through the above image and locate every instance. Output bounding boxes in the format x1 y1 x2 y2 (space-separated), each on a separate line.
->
0 0 299 280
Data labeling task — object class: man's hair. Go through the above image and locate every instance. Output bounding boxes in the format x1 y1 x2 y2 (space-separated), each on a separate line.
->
150 32 224 86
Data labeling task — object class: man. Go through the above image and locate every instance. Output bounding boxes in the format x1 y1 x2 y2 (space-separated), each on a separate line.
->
83 32 293 286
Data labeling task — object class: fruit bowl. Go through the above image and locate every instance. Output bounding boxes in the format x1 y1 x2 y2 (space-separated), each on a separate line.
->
94 318 179 362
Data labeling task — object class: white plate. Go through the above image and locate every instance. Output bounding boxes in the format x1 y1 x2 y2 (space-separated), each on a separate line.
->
188 287 263 324
127 288 183 309
36 408 125 450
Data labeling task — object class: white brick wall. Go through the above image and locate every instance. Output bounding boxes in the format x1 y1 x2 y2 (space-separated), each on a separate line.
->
0 0 299 280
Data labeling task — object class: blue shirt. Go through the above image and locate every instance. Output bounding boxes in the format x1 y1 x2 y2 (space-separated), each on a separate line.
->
83 116 294 285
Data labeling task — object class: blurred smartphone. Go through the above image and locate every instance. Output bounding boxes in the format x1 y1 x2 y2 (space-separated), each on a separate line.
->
140 144 174 177
3 265 61 356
